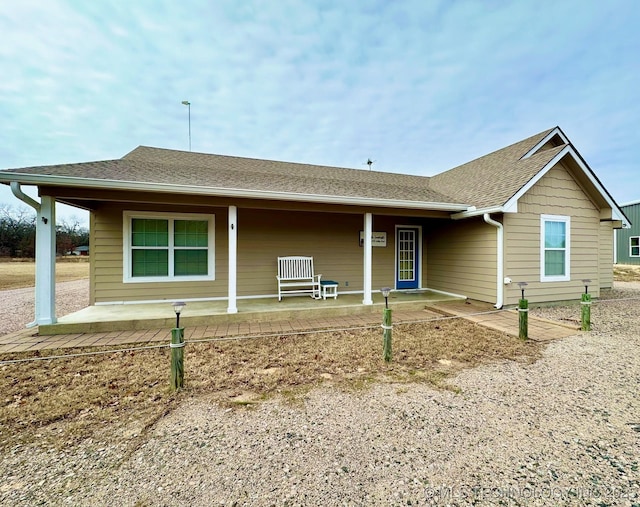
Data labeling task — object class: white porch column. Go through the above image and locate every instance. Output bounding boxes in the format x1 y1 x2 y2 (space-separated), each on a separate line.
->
363 212 373 305
227 205 238 314
35 196 56 325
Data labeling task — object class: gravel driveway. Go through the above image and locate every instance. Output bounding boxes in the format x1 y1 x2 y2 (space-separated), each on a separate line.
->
0 279 89 334
1 285 639 506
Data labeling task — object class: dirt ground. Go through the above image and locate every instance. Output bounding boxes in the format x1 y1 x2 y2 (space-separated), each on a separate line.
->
0 258 89 290
613 263 640 282
0 318 539 452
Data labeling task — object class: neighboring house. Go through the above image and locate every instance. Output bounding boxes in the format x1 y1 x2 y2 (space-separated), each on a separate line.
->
0 126 629 326
72 245 90 256
615 200 640 265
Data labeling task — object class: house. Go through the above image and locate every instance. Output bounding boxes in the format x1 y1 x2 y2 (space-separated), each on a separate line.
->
72 245 90 256
614 200 640 265
0 126 629 328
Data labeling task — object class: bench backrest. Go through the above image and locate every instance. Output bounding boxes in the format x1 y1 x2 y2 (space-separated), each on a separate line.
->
278 256 315 280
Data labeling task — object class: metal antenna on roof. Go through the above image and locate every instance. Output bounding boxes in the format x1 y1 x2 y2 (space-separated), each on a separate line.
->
181 100 191 151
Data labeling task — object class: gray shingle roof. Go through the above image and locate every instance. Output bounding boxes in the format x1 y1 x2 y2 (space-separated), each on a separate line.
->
121 147 457 203
0 127 566 210
430 128 564 209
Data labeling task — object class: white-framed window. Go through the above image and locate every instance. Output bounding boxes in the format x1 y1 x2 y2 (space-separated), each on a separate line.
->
540 214 570 282
631 237 640 257
123 211 215 283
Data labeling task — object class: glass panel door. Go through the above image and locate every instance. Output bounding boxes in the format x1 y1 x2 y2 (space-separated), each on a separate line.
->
396 228 419 289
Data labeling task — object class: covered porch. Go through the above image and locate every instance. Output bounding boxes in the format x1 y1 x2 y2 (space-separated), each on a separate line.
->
38 289 463 335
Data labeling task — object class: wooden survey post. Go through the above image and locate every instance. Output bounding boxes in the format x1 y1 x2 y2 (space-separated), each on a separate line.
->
383 308 392 362
170 327 185 391
581 279 591 332
517 282 528 340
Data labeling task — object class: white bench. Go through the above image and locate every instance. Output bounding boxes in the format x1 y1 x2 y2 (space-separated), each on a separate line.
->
276 256 322 301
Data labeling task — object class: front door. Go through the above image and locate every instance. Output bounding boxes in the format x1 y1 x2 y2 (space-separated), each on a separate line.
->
396 227 420 289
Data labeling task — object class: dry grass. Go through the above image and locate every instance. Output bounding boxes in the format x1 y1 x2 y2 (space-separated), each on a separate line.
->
0 319 540 450
613 264 640 282
0 259 89 290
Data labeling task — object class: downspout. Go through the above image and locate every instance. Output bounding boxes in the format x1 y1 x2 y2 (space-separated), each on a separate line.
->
483 213 504 309
10 182 57 327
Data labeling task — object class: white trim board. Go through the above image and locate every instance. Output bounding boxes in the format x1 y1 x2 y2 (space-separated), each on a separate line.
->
520 127 569 160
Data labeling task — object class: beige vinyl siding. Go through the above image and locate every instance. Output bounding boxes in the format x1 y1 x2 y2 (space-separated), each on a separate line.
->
427 216 497 303
503 163 600 305
236 210 401 296
376 216 416 289
92 204 410 303
599 221 614 288
92 204 229 303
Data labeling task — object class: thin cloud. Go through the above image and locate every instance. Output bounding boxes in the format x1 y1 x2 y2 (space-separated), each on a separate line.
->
0 0 638 223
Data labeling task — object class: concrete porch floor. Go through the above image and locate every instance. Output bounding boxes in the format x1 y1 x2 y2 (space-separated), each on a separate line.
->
39 289 463 335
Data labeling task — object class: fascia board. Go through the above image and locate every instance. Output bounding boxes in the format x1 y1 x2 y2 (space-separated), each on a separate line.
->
566 150 631 228
0 172 469 212
451 206 505 220
521 127 568 159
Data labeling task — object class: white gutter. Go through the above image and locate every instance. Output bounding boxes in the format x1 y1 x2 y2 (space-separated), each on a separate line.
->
483 213 504 309
451 206 504 220
0 172 470 212
10 181 40 211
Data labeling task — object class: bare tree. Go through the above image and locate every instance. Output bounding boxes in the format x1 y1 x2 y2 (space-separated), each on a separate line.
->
0 203 88 258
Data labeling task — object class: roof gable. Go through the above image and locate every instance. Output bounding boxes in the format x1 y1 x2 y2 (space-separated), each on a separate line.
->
520 127 569 159
429 128 561 209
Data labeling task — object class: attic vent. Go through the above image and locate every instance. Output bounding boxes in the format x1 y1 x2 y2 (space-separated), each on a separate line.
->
536 134 565 152
521 129 569 160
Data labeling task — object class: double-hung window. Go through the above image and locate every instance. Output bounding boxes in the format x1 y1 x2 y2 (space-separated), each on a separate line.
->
123 211 215 282
631 237 640 257
540 214 570 282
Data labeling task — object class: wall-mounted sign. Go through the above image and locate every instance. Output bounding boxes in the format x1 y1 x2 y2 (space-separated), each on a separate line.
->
359 231 387 247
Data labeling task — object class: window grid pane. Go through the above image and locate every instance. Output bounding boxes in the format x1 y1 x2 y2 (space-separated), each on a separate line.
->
398 230 415 281
174 220 208 247
132 219 168 247
631 237 640 257
544 221 566 248
174 250 208 276
545 250 565 276
132 249 169 277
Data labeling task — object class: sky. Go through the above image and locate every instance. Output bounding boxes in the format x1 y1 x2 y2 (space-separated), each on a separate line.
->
0 0 638 226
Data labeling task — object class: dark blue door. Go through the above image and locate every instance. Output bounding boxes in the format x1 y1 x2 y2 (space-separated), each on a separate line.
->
396 227 419 289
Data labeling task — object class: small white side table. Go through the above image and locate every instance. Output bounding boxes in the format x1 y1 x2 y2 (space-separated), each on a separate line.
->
320 280 338 300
